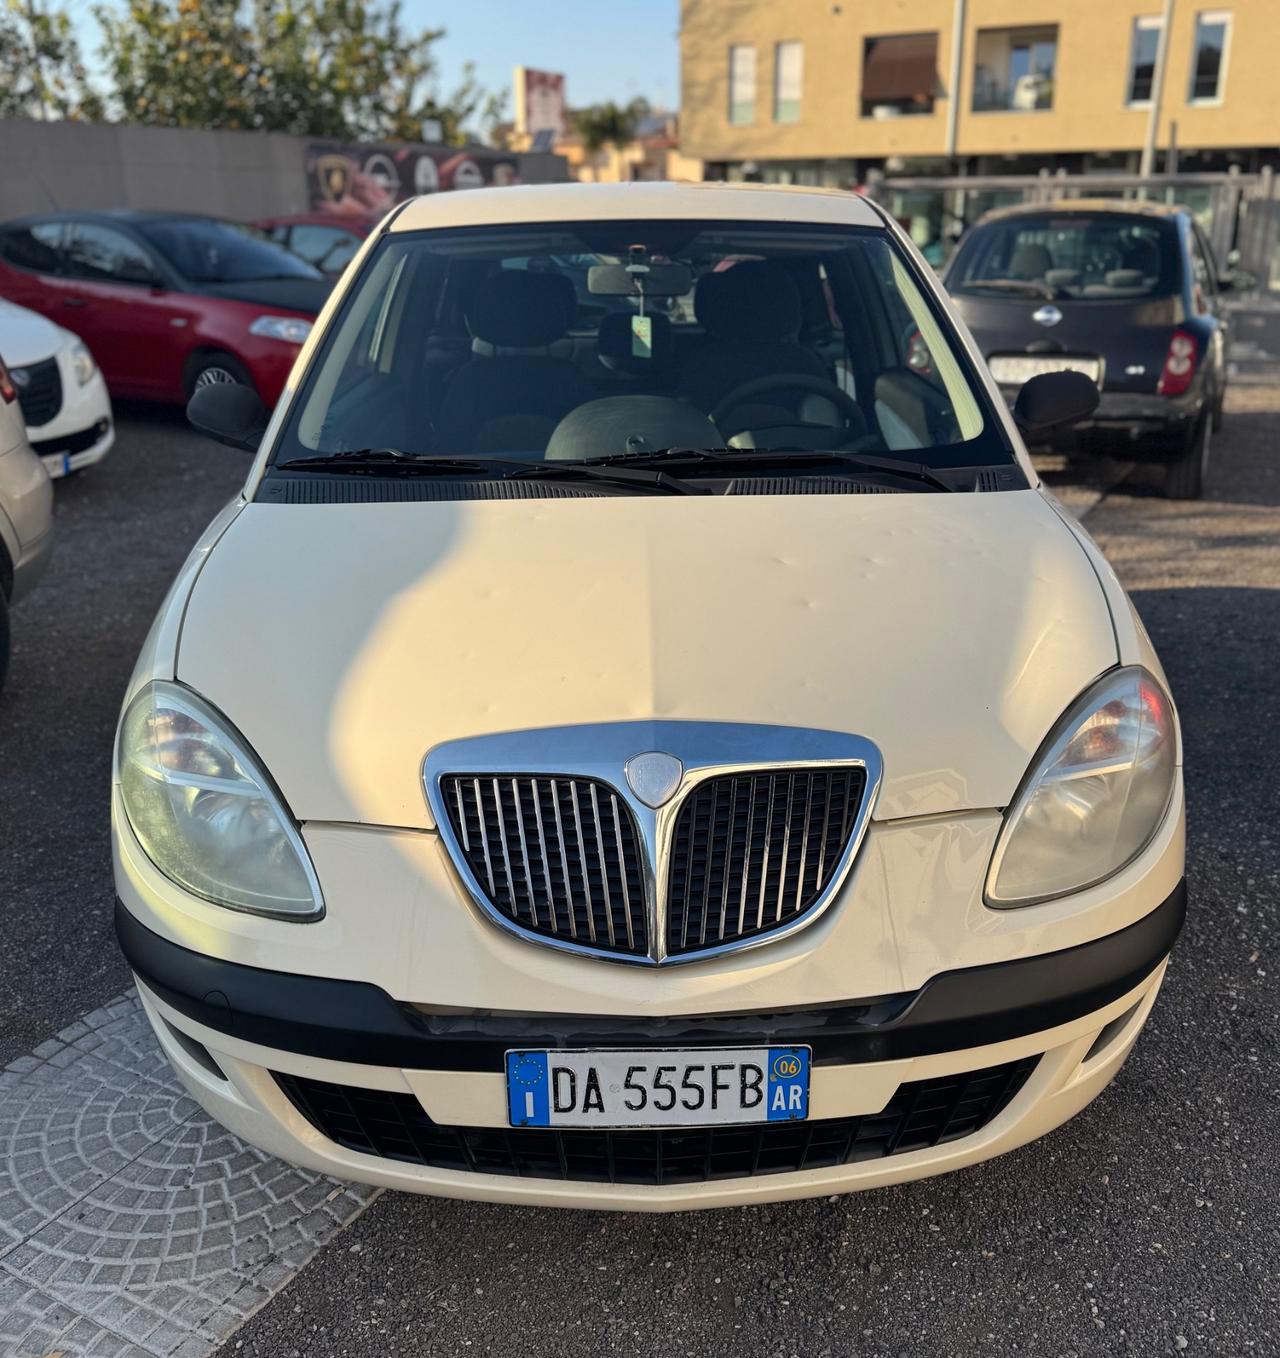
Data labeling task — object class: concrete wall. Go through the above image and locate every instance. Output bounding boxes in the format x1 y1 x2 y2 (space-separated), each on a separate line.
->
0 119 568 220
0 120 309 219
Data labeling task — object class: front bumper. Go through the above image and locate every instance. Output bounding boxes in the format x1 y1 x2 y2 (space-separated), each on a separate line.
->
32 416 114 479
118 883 1183 1209
25 363 114 478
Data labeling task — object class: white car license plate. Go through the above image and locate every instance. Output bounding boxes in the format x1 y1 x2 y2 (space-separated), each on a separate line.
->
41 452 72 479
505 1046 811 1129
988 354 1101 386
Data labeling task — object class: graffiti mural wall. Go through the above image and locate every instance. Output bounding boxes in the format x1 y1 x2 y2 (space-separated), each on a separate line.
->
306 144 520 216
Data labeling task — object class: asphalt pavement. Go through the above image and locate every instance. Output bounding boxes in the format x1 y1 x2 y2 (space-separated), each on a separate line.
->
1 340 1277 1355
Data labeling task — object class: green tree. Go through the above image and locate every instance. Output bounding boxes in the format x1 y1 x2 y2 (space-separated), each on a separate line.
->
0 0 104 120
96 0 503 141
572 97 650 163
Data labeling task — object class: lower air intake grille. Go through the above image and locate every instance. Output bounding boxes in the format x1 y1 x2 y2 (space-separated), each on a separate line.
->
275 1057 1037 1185
441 774 648 957
666 768 867 955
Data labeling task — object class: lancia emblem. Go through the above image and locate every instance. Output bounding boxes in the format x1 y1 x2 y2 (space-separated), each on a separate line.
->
624 751 683 808
9 367 29 388
1032 304 1062 327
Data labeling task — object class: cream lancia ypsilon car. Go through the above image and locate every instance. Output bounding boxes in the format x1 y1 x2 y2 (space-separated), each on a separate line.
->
112 183 1185 1211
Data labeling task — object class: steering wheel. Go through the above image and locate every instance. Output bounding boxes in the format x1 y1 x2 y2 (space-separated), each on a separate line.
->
709 373 864 436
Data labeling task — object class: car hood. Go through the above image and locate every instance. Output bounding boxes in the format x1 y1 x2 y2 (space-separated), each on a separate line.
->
196 276 332 315
0 298 67 366
176 488 1116 828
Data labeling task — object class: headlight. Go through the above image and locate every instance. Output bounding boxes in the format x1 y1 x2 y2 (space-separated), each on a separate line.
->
70 341 95 386
986 667 1177 907
249 315 313 344
116 682 322 919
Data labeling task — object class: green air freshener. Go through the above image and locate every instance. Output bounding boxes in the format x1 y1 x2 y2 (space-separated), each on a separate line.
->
631 314 653 359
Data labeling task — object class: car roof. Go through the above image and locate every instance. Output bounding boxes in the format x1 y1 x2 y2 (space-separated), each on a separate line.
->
390 181 885 233
255 213 375 231
973 198 1189 226
4 208 236 229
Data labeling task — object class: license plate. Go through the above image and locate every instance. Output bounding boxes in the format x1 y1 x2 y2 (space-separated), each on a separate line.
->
988 354 1101 385
505 1046 810 1129
41 452 72 479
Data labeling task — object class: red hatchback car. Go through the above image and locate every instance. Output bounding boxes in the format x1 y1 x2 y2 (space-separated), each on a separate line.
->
255 212 378 277
0 211 333 407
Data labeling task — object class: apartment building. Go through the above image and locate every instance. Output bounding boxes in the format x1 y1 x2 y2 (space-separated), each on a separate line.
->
680 0 1278 185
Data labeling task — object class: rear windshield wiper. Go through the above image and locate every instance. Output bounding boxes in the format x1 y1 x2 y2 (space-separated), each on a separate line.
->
585 446 958 492
273 448 706 495
960 278 1056 300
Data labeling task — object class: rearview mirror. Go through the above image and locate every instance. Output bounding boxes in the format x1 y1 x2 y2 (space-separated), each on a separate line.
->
1012 370 1099 434
187 382 269 451
588 261 692 297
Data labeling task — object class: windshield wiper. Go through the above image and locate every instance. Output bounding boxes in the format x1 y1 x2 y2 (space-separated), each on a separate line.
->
500 461 707 495
581 446 958 492
273 448 705 494
962 278 1056 300
275 449 493 475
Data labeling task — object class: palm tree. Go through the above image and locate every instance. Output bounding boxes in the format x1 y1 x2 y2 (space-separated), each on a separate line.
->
571 97 650 180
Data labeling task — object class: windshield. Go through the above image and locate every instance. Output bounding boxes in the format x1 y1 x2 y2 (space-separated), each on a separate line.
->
275 219 1007 472
138 219 322 283
951 213 1179 300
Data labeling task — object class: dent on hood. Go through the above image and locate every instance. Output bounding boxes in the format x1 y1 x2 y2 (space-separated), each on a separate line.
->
175 492 1118 830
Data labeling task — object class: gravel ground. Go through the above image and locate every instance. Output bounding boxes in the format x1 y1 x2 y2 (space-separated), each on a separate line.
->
0 339 1276 1355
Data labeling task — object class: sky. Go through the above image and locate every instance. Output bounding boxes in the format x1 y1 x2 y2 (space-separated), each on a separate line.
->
74 1 683 115
407 0 682 112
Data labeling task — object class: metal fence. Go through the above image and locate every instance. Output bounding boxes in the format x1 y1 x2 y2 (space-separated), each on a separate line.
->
869 167 1280 289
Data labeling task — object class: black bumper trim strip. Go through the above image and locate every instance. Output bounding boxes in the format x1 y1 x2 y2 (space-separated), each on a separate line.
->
116 880 1184 1070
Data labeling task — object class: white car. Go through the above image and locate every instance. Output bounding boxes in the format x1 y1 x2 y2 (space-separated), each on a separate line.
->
112 183 1184 1211
0 298 113 479
0 353 54 689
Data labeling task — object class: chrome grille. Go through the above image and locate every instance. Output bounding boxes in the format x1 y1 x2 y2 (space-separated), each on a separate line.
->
441 775 648 957
427 722 882 966
665 768 867 955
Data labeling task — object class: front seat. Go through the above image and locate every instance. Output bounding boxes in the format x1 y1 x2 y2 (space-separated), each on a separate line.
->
679 261 828 421
434 270 597 454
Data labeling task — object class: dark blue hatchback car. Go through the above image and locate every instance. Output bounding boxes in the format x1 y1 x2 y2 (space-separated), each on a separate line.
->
945 199 1229 498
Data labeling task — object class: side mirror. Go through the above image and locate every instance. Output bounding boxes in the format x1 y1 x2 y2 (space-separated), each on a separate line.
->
187 382 269 451
1012 370 1099 434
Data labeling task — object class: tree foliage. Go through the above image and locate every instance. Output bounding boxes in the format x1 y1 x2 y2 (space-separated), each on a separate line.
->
93 0 503 141
572 98 650 156
0 0 104 121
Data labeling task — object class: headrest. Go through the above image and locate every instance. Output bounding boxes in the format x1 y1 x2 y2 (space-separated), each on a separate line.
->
694 261 803 341
467 270 576 348
596 310 673 375
1044 267 1082 289
1104 268 1146 289
1009 243 1053 279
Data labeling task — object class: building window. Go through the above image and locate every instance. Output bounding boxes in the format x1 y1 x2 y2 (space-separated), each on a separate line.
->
971 26 1058 112
728 45 756 125
774 41 803 123
1126 16 1163 104
1189 10 1231 102
860 33 939 117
